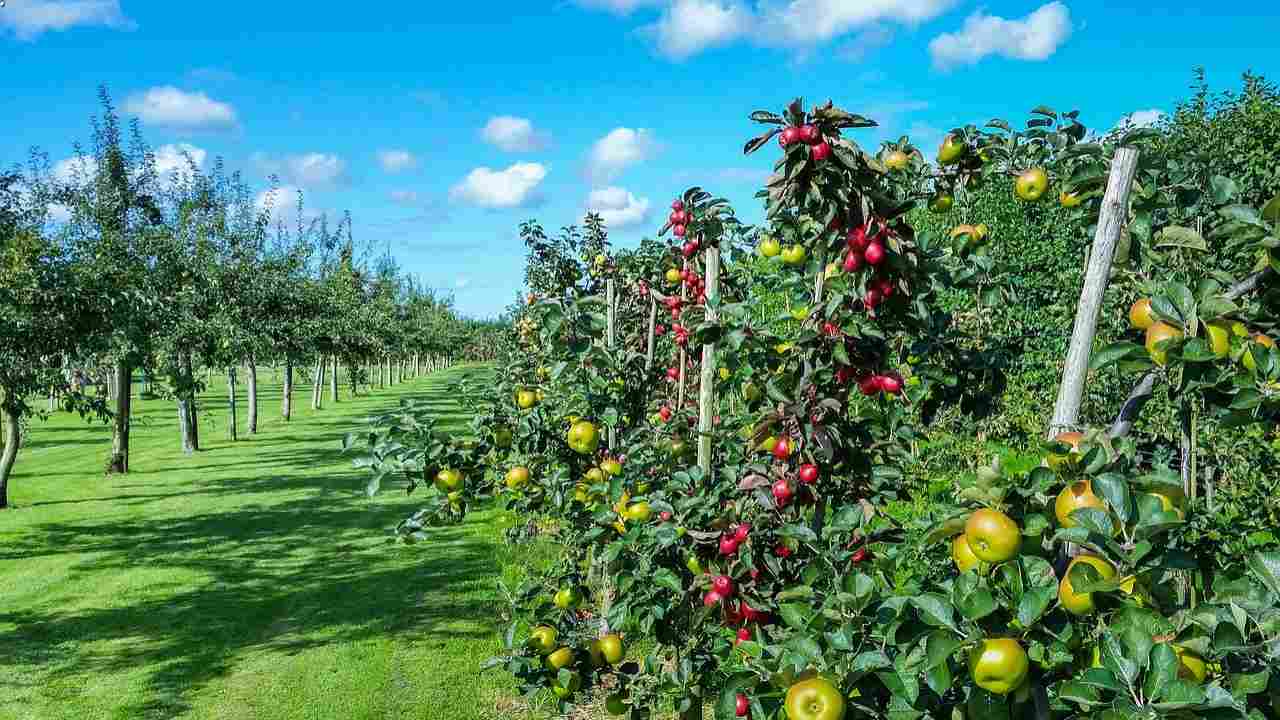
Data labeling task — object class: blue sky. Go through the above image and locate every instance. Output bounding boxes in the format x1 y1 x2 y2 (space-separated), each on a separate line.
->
2 0 1276 318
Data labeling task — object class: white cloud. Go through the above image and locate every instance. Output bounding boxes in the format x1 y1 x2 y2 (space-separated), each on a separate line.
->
254 185 313 225
586 186 652 229
377 149 418 173
52 155 98 185
756 0 954 47
449 163 548 209
388 190 420 205
480 116 550 152
0 0 134 41
585 127 658 183
252 152 348 189
573 0 661 13
577 0 955 59
123 86 238 132
153 143 206 182
646 0 752 59
928 2 1072 70
1118 109 1164 129
47 203 73 223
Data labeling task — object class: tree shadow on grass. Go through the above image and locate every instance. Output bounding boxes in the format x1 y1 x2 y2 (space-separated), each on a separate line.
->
0 500 504 718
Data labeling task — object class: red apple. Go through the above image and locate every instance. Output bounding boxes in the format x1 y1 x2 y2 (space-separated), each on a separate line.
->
719 535 740 556
712 575 735 597
798 124 820 144
736 694 750 718
810 141 832 162
778 127 801 146
864 287 883 310
733 523 751 543
846 226 867 251
843 250 862 272
798 463 819 485
659 406 672 421
672 199 684 211
851 546 869 563
735 627 751 645
774 544 792 558
864 241 885 265
772 479 793 505
703 590 724 608
673 224 687 238
880 375 903 395
772 436 792 461
859 375 881 396
659 511 673 522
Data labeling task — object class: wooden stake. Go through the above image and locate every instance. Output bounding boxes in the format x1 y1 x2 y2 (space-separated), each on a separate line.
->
1048 146 1139 438
697 244 720 474
606 278 617 451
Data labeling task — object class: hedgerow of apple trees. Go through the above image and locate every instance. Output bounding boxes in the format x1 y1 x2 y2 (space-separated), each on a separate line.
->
350 97 1280 720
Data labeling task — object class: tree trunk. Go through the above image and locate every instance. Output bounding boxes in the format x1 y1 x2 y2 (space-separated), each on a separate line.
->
246 356 259 434
329 355 339 403
282 357 293 421
227 366 238 442
349 357 358 397
184 352 200 451
0 403 20 509
108 362 131 474
313 355 325 410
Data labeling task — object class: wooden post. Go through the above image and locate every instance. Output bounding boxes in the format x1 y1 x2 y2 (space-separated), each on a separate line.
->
606 278 617 451
676 260 689 411
644 296 658 373
697 244 720 474
1048 147 1139 438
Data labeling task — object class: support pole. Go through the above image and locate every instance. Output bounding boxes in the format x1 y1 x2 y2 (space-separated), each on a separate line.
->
1048 147 1139 438
696 244 720 475
606 278 617 451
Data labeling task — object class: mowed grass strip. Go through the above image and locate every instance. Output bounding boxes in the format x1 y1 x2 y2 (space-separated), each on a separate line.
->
0 364 535 720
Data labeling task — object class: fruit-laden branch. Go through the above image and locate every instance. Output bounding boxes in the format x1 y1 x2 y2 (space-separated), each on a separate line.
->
1108 266 1276 439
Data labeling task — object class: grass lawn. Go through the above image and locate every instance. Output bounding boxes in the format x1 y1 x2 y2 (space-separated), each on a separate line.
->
0 364 545 720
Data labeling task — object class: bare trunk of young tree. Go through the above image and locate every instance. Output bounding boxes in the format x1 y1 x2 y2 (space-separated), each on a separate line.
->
0 402 20 509
312 355 325 410
108 362 131 474
227 366 238 441
329 355 339 403
246 356 259 434
182 352 200 452
282 357 293 421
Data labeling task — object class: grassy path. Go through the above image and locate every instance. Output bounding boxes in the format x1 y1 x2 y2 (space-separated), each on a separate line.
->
0 364 527 720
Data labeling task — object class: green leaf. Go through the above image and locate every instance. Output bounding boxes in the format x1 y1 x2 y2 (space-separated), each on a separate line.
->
653 568 682 593
1247 552 1280 597
1016 586 1057 627
778 602 816 630
1209 175 1239 204
911 593 959 630
1091 472 1131 525
1145 642 1179 701
715 673 757 720
1156 225 1208 252
1090 342 1144 371
1262 193 1280 223
925 630 963 669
